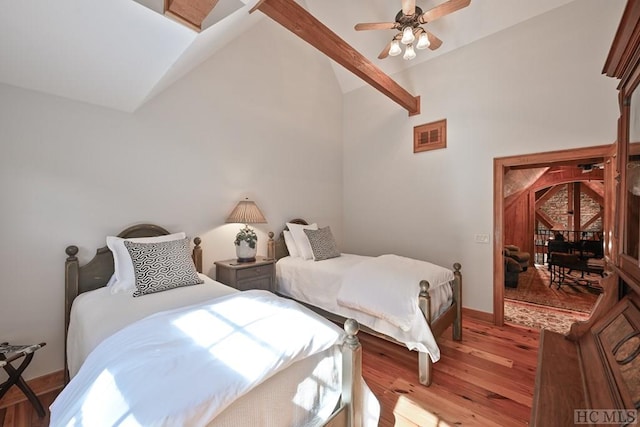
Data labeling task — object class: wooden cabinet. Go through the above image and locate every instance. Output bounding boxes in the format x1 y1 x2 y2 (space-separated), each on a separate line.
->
605 0 640 291
214 257 275 291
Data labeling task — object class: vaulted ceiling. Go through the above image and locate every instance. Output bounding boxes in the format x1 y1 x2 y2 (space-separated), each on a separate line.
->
0 0 578 112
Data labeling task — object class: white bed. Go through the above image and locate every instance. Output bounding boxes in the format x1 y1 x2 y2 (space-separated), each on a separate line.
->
277 254 453 360
56 224 379 427
273 219 463 386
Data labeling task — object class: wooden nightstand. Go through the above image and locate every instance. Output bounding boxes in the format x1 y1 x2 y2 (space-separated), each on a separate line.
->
214 256 275 292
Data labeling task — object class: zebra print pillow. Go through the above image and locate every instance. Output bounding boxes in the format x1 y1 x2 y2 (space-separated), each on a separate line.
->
304 226 341 261
124 238 204 297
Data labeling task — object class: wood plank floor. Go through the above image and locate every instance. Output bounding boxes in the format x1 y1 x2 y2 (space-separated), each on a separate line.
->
0 317 539 426
360 318 540 427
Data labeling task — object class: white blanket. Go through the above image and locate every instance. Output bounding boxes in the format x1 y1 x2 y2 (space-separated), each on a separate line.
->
50 290 343 427
67 274 237 378
337 254 455 332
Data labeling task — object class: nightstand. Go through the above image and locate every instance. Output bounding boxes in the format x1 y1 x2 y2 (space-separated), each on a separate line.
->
214 256 275 292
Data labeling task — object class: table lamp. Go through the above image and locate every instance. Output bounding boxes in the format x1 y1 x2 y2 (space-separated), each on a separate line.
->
225 198 267 262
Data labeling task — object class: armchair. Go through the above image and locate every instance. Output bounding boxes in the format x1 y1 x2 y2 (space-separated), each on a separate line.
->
504 245 531 271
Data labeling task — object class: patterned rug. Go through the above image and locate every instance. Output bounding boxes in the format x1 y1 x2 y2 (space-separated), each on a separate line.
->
504 265 600 313
504 300 590 335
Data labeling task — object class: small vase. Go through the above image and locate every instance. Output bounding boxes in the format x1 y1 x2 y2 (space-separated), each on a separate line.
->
236 240 257 262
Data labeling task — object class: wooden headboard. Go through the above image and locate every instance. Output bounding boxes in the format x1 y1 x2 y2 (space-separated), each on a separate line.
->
275 218 308 260
63 223 202 382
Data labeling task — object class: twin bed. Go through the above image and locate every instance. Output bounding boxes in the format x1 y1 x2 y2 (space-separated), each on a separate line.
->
53 220 462 426
53 224 377 427
272 219 463 387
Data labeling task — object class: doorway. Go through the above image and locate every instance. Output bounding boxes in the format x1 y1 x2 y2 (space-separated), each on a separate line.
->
493 144 615 326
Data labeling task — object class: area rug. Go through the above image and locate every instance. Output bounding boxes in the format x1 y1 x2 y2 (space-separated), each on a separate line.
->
504 265 600 313
504 300 590 335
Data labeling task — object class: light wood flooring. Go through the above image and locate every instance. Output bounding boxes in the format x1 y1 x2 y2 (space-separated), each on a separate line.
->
1 317 539 426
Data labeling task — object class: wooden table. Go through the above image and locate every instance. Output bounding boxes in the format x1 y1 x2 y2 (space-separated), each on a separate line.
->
548 253 604 289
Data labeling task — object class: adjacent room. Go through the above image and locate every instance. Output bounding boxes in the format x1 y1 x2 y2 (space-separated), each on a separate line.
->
1 0 637 426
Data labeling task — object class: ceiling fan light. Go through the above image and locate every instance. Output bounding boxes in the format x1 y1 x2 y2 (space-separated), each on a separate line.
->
389 40 402 56
403 44 416 60
416 32 430 50
401 26 415 45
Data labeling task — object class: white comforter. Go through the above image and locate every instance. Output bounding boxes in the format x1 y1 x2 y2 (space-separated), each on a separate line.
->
50 290 343 427
276 254 454 361
67 274 237 378
337 254 455 331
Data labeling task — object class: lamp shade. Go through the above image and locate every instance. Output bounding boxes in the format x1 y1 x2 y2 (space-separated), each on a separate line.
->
225 199 267 225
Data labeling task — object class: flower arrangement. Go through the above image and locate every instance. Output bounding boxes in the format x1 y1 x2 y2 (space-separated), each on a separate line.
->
234 227 257 249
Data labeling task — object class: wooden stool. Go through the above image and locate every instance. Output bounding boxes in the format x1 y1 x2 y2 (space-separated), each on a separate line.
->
0 342 46 417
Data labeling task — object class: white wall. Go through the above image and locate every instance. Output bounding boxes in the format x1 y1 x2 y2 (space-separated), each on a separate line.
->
342 0 624 314
0 19 344 378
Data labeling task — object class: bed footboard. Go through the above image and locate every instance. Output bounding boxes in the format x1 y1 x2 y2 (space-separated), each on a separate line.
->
417 262 462 386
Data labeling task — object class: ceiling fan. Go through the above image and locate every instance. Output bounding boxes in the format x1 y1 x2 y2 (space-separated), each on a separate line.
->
354 0 471 60
578 162 605 173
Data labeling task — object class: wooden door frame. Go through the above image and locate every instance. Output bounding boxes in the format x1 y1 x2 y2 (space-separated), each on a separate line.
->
493 144 615 325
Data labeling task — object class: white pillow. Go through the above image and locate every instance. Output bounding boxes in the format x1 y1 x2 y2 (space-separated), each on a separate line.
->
283 230 300 258
286 222 318 260
106 232 186 294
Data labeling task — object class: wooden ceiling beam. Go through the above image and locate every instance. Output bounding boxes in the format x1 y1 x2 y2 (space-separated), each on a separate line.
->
535 211 557 230
582 211 603 230
250 0 421 116
535 185 563 208
166 0 220 31
582 181 605 203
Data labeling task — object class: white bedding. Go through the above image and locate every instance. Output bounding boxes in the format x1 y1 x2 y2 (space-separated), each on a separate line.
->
53 290 345 427
276 254 454 361
67 274 237 378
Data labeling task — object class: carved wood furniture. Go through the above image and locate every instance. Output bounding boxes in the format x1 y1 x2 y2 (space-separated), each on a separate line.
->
532 275 640 426
272 218 462 386
214 256 275 291
531 1 640 423
63 223 368 427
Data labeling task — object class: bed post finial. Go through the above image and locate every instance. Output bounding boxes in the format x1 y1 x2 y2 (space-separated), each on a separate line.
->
66 245 78 260
267 232 275 260
344 318 360 348
192 237 203 273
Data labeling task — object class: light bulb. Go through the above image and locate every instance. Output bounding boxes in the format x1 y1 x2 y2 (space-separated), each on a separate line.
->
389 40 402 56
416 32 431 50
403 44 416 60
401 26 415 45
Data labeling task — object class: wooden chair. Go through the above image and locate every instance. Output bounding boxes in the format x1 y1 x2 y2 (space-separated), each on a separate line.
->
0 342 46 417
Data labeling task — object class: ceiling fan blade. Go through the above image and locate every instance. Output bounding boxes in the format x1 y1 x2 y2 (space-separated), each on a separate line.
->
424 30 443 50
354 22 397 31
402 0 416 16
378 40 393 59
419 0 471 24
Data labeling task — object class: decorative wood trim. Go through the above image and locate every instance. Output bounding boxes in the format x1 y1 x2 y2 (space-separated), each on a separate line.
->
494 144 613 326
250 0 421 116
603 0 640 81
462 307 493 324
0 370 64 409
413 119 446 153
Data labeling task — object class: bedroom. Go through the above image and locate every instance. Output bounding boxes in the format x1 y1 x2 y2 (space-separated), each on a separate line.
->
0 0 626 425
